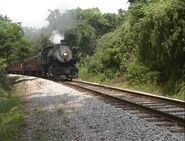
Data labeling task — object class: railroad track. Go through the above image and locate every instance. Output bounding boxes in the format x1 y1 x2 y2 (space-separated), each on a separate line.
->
63 80 185 132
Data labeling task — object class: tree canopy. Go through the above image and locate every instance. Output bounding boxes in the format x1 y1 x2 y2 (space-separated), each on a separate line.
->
0 16 31 64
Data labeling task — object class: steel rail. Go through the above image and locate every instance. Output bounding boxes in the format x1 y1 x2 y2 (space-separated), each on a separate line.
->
73 80 185 107
64 81 185 127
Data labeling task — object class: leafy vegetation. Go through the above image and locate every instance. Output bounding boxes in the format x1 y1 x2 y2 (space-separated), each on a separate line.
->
64 0 184 99
0 3 184 140
0 1 184 139
0 86 24 141
8 0 184 100
0 15 29 140
23 1 184 100
0 15 31 90
0 17 31 63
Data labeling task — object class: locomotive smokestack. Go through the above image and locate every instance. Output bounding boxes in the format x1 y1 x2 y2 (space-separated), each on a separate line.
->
60 39 67 45
49 30 64 44
60 40 63 44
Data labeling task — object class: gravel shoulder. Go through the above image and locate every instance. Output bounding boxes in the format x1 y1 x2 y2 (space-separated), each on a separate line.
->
14 75 184 141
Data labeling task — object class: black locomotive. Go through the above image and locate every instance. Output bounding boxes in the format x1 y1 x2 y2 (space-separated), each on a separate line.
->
42 40 78 80
8 40 78 80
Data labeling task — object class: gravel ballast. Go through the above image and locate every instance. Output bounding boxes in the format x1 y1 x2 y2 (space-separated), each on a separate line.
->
15 75 184 141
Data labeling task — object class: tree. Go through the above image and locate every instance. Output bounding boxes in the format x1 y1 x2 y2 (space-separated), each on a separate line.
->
134 0 185 81
0 15 32 90
0 17 31 63
65 22 96 59
80 8 111 36
46 9 81 34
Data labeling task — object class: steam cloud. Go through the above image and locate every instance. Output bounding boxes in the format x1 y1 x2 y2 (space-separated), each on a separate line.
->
49 30 64 44
48 9 79 43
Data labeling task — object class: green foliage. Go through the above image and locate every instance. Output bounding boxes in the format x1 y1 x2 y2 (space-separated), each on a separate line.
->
0 15 32 92
0 17 27 140
64 8 124 59
46 9 80 34
134 0 185 81
0 17 31 63
120 0 185 96
103 13 120 31
0 87 24 141
80 8 105 35
31 8 124 61
86 31 121 75
0 59 7 71
78 65 110 83
23 27 46 54
76 0 184 99
0 59 12 90
23 3 184 99
0 89 19 113
79 8 124 36
65 22 96 58
162 77 185 96
126 59 159 84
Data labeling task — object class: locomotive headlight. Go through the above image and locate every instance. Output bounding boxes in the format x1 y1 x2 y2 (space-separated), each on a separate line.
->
63 52 68 56
63 52 68 58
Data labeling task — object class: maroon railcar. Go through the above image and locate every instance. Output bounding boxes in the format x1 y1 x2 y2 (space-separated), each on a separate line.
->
8 63 23 74
23 54 42 75
8 54 42 76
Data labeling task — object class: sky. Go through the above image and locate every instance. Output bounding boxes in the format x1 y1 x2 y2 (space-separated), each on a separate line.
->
0 0 129 28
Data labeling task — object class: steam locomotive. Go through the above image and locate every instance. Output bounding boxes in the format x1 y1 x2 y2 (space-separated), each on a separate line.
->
8 40 78 80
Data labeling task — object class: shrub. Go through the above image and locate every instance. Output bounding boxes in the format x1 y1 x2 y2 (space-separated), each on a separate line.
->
126 59 159 84
0 87 24 141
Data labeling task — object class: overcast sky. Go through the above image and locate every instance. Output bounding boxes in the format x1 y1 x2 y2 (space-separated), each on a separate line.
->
0 0 129 28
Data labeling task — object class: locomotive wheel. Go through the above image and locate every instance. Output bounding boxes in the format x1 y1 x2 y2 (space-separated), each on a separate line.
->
68 78 72 81
48 66 54 79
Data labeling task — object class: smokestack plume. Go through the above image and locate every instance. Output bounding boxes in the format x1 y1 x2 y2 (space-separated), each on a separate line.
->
49 30 64 44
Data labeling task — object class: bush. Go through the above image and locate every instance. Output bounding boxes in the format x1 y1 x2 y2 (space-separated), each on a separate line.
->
126 59 159 84
0 87 24 141
0 88 20 113
162 78 185 96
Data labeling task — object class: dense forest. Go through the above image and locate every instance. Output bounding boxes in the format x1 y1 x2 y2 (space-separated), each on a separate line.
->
0 0 184 100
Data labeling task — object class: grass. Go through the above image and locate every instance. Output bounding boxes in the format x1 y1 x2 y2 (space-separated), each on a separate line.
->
77 68 185 101
0 86 24 141
109 79 185 101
